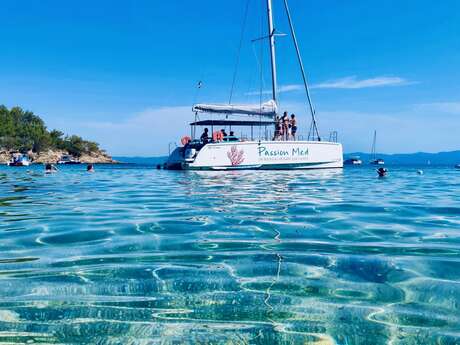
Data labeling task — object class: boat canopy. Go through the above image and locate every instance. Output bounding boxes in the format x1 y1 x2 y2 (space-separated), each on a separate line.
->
190 120 275 127
192 100 277 117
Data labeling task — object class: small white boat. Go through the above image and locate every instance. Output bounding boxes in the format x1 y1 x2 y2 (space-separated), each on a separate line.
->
344 157 362 165
369 130 385 165
57 155 81 165
165 0 343 171
7 154 31 167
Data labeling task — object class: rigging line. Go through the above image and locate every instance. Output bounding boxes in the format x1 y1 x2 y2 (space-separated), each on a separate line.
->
259 0 264 111
250 44 266 91
229 0 251 104
259 5 265 139
283 0 321 141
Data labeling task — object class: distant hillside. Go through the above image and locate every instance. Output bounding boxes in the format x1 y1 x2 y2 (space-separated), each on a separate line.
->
345 151 460 165
113 156 167 165
0 105 102 157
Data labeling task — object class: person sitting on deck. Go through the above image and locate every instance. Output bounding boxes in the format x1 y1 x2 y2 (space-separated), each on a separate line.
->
290 114 297 141
221 129 228 141
200 128 210 144
227 131 238 142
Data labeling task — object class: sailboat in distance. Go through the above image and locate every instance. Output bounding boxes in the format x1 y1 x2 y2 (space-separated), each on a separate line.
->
369 130 385 165
165 0 343 170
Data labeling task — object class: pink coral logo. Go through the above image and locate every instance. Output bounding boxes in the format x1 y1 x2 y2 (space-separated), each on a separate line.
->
227 146 244 166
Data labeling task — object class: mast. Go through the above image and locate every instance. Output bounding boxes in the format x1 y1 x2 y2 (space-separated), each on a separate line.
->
372 130 377 159
266 0 278 112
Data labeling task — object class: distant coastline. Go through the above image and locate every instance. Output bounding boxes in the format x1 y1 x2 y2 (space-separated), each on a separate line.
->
114 150 460 166
345 150 460 165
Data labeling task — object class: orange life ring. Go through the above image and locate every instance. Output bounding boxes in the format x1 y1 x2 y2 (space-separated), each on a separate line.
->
212 131 224 142
181 136 191 146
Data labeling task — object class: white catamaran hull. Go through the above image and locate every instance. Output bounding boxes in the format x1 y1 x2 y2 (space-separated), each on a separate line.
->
166 141 343 170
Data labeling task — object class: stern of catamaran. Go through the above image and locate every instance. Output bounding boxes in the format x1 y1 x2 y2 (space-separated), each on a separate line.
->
165 139 343 171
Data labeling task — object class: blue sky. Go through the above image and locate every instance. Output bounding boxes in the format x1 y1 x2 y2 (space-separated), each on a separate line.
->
1 0 459 155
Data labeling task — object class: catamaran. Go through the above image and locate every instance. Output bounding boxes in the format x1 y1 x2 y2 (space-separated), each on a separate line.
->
165 0 343 170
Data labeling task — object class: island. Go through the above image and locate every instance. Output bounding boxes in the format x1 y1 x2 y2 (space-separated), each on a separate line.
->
0 105 116 164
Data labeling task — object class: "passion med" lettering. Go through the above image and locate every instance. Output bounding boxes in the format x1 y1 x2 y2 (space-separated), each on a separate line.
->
258 146 309 157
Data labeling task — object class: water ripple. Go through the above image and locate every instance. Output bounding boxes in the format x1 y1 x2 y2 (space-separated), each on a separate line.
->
0 164 459 344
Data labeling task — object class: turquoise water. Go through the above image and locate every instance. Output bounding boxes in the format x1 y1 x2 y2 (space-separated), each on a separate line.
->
0 164 459 344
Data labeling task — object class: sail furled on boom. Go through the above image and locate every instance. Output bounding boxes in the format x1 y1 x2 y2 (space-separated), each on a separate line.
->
193 100 277 117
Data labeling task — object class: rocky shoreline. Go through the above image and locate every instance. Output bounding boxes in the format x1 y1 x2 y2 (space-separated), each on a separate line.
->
0 149 117 164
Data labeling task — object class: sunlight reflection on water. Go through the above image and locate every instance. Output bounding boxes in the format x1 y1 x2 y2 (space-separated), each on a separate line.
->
0 164 459 344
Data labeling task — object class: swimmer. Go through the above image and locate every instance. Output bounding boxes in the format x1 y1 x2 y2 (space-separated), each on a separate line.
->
377 167 388 177
86 164 95 173
45 163 58 174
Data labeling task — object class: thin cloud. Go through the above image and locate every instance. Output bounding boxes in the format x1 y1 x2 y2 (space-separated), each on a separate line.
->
245 76 415 96
311 76 416 89
245 84 303 96
415 102 460 115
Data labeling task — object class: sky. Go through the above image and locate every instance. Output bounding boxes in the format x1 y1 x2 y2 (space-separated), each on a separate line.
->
1 0 459 156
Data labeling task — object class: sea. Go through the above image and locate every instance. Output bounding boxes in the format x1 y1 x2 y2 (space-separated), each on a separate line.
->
0 164 459 344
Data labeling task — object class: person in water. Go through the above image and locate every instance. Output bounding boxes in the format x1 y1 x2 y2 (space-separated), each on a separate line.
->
200 128 209 144
377 167 388 177
290 114 297 141
45 163 58 173
87 164 95 173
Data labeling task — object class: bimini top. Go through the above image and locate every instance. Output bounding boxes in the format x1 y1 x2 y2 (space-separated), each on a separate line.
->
193 100 277 118
190 120 275 127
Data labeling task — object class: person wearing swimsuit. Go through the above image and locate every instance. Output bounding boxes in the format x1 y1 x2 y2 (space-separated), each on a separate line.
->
290 114 297 141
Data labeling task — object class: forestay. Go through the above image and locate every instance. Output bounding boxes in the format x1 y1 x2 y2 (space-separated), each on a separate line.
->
193 100 277 117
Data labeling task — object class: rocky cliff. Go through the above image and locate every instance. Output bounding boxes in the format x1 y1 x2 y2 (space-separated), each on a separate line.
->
1 149 116 164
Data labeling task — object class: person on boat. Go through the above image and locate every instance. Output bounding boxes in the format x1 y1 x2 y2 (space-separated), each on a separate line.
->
273 115 281 140
278 116 284 140
290 114 297 141
282 112 289 141
87 164 95 173
200 128 209 144
45 163 58 173
221 129 228 141
228 131 238 142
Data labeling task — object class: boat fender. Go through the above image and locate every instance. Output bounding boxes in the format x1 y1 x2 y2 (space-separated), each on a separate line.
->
212 131 223 142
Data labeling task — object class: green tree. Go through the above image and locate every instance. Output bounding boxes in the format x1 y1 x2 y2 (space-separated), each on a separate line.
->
0 105 103 156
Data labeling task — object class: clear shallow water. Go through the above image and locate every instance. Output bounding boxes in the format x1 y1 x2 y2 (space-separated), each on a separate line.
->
0 164 459 344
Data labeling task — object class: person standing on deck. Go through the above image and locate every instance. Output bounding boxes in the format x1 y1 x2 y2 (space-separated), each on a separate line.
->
273 115 281 140
278 116 284 140
282 112 289 141
290 114 297 141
